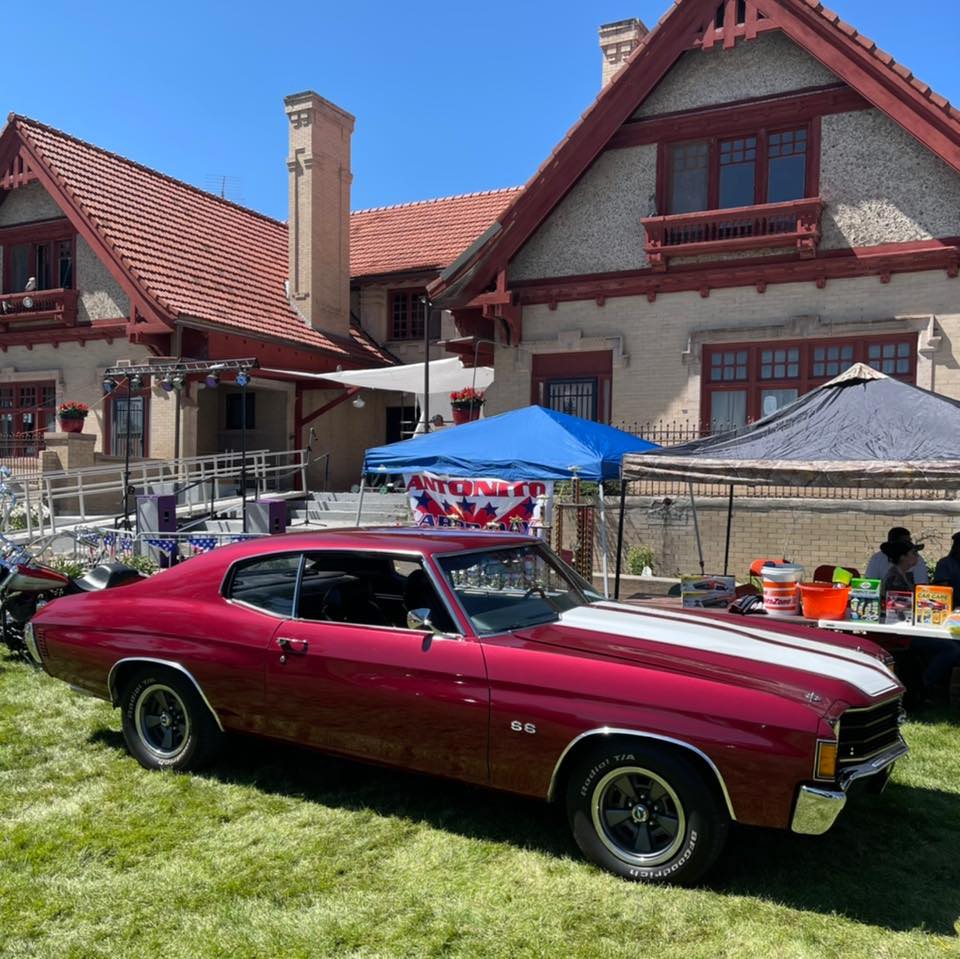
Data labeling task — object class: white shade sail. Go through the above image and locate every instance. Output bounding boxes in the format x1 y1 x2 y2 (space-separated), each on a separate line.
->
264 357 494 432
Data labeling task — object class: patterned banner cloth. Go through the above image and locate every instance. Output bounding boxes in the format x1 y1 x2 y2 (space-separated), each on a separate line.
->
402 473 552 535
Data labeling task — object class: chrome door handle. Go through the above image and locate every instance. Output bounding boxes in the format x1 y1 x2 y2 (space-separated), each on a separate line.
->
276 636 308 654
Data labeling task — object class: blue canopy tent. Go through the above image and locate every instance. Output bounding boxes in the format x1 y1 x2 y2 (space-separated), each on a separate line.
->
359 405 658 594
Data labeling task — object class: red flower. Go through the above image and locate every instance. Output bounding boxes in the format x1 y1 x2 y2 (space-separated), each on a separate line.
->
449 387 485 409
58 401 89 418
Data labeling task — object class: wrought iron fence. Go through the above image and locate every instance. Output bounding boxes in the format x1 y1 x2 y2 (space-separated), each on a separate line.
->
614 419 956 501
0 430 46 476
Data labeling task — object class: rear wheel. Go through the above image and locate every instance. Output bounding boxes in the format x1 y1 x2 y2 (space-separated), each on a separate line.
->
565 742 729 885
120 668 221 771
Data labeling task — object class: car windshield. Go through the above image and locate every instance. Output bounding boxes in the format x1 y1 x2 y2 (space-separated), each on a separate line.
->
436 542 601 635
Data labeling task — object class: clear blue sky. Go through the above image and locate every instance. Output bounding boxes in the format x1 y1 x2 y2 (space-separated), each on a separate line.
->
2 1 955 219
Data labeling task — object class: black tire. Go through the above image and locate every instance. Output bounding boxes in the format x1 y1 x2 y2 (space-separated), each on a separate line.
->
565 741 729 885
119 667 222 772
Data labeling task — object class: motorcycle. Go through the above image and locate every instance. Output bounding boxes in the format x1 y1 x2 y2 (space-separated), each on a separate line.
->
0 550 144 661
0 469 143 661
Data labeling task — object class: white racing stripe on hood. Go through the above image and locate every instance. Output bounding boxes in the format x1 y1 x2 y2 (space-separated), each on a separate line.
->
559 604 898 698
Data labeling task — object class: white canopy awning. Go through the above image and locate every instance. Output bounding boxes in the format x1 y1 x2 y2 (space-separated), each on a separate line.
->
264 357 494 432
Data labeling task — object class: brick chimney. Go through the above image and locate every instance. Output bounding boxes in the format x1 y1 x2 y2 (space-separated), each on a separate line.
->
599 19 648 87
284 91 354 335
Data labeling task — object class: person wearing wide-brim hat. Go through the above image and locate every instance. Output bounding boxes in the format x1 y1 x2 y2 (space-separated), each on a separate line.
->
866 526 929 584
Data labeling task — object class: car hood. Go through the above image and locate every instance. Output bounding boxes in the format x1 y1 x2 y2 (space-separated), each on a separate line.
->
518 602 901 707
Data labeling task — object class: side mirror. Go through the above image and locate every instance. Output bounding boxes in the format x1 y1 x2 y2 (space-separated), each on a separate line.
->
407 607 436 632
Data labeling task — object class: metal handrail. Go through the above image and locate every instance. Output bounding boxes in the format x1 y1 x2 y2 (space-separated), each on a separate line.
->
11 448 310 537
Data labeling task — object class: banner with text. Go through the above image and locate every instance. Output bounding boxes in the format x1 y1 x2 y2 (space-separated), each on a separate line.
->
403 473 552 535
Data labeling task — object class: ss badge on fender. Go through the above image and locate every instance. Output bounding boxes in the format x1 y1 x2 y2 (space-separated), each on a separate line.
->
510 721 537 734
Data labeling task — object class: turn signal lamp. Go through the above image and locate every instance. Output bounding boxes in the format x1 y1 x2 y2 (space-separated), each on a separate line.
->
816 740 838 780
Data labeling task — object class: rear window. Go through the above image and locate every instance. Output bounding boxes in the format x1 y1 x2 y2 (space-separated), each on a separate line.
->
227 554 302 616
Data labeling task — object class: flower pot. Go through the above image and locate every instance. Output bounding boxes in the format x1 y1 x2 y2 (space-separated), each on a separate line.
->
452 406 482 425
59 417 85 434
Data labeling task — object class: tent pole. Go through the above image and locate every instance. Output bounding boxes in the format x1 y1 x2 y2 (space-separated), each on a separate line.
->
614 478 627 600
598 483 610 598
688 482 705 575
355 474 366 526
723 484 734 576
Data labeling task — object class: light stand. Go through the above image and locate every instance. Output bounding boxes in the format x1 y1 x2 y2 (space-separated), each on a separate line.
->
122 377 134 530
103 358 259 530
421 295 431 433
238 372 249 532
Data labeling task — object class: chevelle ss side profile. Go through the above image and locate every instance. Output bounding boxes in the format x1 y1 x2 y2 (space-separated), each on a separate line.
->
28 529 907 884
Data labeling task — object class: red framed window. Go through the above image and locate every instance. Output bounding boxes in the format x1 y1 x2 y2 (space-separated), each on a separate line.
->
531 351 613 423
702 334 916 432
0 222 75 294
388 289 441 341
0 381 56 451
105 381 150 458
663 124 813 215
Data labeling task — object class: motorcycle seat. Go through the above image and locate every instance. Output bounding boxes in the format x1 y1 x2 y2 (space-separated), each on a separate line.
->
72 562 145 592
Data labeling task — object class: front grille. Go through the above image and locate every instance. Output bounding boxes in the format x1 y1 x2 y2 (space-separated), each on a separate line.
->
837 697 902 765
34 626 48 662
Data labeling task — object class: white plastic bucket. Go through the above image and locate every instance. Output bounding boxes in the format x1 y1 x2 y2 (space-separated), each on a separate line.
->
761 563 804 617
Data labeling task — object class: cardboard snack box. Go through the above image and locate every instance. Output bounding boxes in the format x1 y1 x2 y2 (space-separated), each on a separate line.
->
681 574 736 609
883 590 914 627
848 578 881 623
915 585 953 627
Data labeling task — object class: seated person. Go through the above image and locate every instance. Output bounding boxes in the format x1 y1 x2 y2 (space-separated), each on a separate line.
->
883 541 960 701
866 526 928 584
933 532 960 603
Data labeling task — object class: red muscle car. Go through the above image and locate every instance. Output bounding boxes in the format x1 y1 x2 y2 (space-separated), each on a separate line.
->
27 529 907 884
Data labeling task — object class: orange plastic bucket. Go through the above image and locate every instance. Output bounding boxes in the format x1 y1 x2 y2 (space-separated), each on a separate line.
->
799 582 850 620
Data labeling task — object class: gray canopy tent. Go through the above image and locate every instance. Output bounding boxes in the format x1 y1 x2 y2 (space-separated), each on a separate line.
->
616 365 960 596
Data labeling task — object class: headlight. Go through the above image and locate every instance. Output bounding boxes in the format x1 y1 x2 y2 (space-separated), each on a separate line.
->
815 739 838 781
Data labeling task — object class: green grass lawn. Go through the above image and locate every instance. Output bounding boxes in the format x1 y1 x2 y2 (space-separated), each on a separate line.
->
2 655 960 959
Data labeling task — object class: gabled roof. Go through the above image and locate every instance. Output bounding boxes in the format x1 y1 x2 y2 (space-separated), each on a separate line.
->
429 0 960 306
6 116 497 366
351 188 521 279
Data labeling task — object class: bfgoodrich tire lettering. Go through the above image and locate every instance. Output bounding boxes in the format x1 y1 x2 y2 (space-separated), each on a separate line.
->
120 667 222 772
566 742 729 885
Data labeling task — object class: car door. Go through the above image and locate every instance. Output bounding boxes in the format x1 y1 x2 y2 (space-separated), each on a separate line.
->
263 552 489 785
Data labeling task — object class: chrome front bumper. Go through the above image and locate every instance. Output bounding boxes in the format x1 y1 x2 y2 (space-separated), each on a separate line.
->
23 622 42 666
791 738 909 836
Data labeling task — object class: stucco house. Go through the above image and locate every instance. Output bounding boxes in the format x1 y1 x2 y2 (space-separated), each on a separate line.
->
0 98 516 489
431 0 960 437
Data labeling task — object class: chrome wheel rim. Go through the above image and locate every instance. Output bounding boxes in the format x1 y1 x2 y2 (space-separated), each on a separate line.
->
591 766 686 867
134 684 190 760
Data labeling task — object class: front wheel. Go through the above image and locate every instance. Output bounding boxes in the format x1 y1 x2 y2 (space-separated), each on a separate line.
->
120 668 222 771
565 742 729 885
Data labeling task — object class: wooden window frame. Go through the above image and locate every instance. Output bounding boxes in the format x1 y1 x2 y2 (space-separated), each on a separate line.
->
0 379 57 441
388 288 433 341
0 220 76 294
104 379 151 458
658 119 820 216
701 332 917 432
531 351 613 424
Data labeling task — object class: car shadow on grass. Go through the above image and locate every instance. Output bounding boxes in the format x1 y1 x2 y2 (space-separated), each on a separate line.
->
89 729 960 936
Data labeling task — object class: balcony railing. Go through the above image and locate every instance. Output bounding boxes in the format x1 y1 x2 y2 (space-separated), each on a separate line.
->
0 288 78 327
641 197 823 271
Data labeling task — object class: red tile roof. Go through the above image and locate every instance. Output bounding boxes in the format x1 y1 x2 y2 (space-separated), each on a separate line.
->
350 188 522 279
9 118 510 366
800 0 960 127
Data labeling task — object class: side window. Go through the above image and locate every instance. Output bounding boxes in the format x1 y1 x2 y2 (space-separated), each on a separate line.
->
228 554 302 616
295 551 455 632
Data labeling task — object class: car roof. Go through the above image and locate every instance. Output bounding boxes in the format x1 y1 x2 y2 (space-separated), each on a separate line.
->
178 527 540 567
